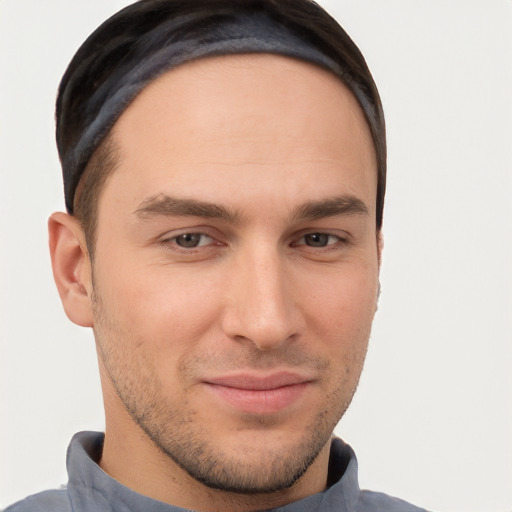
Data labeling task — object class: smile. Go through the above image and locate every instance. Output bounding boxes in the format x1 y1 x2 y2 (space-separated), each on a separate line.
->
202 372 313 415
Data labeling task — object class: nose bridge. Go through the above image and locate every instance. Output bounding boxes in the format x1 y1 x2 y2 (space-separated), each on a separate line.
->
222 241 300 350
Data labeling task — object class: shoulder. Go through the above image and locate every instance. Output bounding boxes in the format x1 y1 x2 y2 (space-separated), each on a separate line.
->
357 489 430 512
3 487 71 512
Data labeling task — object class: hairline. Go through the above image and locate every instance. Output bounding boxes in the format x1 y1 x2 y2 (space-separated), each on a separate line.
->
74 58 382 256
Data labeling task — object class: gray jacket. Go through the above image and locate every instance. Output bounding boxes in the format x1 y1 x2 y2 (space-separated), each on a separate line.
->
5 432 428 512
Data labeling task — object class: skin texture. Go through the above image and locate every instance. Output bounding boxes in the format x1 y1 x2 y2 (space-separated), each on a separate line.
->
49 54 381 511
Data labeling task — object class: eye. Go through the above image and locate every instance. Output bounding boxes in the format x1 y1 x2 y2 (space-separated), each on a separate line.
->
172 233 213 248
297 233 341 248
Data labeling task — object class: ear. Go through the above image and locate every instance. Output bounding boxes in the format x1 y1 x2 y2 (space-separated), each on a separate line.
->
48 212 94 327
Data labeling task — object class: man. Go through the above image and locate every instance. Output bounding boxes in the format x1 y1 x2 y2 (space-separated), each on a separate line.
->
6 1 426 511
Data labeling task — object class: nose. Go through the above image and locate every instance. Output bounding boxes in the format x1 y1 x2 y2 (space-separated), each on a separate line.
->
220 247 303 351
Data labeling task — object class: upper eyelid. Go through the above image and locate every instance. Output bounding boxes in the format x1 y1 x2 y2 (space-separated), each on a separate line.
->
296 233 342 242
291 228 351 240
161 233 217 250
158 227 218 241
291 234 348 249
164 231 211 240
156 226 352 244
158 233 219 254
170 233 212 241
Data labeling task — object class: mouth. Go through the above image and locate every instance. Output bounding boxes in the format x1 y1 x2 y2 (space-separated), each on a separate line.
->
202 371 313 415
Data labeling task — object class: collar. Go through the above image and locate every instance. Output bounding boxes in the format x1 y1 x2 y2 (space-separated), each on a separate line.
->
66 431 361 512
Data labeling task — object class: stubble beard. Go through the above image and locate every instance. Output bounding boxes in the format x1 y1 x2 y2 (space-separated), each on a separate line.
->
130 394 335 494
92 289 367 495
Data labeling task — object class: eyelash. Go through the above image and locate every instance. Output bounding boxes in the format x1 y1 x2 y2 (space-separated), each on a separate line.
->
161 232 220 252
160 231 348 253
292 233 346 249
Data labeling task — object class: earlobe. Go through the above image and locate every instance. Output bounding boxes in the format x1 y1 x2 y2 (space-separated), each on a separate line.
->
48 212 94 327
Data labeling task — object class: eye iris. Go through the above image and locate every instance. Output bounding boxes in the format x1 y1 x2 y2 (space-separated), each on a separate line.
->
305 233 329 247
176 233 202 248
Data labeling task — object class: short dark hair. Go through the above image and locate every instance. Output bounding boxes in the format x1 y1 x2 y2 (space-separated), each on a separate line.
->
56 0 386 250
72 133 118 256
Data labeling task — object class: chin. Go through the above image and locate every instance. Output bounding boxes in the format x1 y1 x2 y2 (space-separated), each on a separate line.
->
172 436 327 494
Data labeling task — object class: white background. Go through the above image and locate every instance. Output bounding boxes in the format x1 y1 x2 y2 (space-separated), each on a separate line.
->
1 1 511 511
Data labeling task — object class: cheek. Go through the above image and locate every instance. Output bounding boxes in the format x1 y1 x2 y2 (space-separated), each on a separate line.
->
301 262 379 335
297 262 378 389
95 259 224 355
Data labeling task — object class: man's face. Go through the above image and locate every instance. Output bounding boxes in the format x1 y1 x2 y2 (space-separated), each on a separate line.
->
89 55 380 494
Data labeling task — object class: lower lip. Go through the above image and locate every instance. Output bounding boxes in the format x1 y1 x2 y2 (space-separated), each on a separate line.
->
204 382 310 415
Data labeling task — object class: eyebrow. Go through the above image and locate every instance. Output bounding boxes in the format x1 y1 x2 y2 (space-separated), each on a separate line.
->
134 194 240 222
292 195 369 221
134 193 369 223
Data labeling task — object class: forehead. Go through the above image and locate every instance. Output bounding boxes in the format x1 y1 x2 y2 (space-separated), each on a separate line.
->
103 54 377 215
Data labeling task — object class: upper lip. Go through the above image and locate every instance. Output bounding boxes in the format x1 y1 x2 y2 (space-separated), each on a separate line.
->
203 371 313 391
